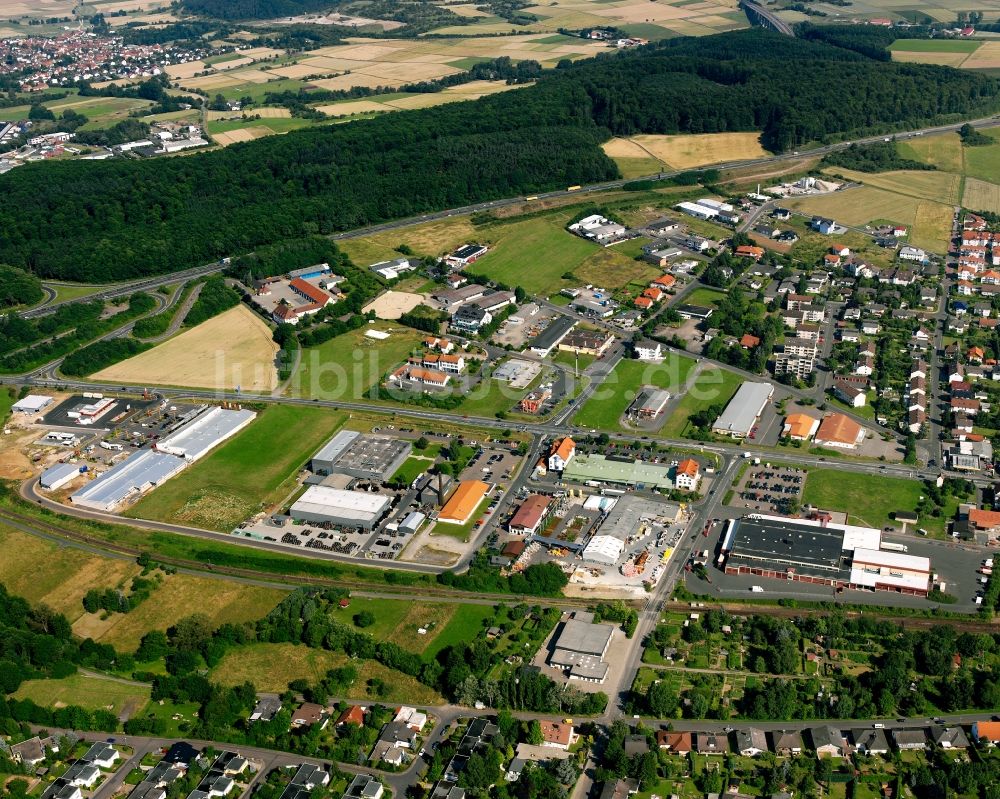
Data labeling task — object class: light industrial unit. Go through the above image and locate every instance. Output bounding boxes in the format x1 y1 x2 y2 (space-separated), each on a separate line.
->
70 449 187 511
289 486 392 530
311 430 412 482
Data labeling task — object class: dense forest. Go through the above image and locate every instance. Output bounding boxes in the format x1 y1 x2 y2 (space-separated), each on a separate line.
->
0 266 43 309
180 0 338 19
2 28 999 282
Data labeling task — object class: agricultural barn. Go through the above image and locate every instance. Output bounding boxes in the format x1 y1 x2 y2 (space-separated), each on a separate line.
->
289 486 391 530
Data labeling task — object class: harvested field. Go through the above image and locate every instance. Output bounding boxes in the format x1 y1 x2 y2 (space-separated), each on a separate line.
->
897 133 964 173
362 290 427 319
959 40 1000 69
248 106 292 118
627 132 768 169
820 167 961 204
92 304 279 391
211 642 444 703
317 100 392 116
963 177 1000 213
890 50 971 67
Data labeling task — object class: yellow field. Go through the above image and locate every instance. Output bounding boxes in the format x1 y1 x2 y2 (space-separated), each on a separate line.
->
891 50 970 67
961 41 1000 69
92 304 279 391
0 524 285 650
212 127 275 146
316 81 522 119
605 132 768 170
911 200 955 253
820 167 961 204
898 133 965 173
963 177 1000 213
211 642 445 704
340 216 477 264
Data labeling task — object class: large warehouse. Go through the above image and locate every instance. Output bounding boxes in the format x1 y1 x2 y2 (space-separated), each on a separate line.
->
311 430 411 482
289 486 392 529
71 450 187 511
721 514 930 596
582 496 681 565
438 480 491 525
711 381 774 438
155 407 256 461
548 611 615 683
563 454 675 490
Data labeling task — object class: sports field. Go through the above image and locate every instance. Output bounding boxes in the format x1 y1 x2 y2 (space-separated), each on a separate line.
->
128 404 347 531
210 642 445 704
93 304 279 391
573 353 696 429
603 132 768 172
288 321 424 401
14 673 150 716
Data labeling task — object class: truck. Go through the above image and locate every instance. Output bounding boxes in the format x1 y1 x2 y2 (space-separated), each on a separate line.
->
881 542 908 553
566 185 582 192
750 585 765 593
99 441 124 452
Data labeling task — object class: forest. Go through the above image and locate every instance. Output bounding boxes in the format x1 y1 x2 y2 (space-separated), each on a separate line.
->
181 0 339 19
0 266 43 309
2 28 998 282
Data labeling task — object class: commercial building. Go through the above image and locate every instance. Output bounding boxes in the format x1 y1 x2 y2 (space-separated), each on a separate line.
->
438 480 491 524
782 413 820 441
548 611 615 683
508 494 553 535
849 548 931 596
12 394 53 414
674 459 701 491
563 454 674 490
39 462 83 491
444 244 488 268
155 407 256 462
369 258 414 280
582 495 681 565
711 381 774 438
71 449 186 512
814 413 865 449
529 317 577 357
290 486 391 530
627 387 671 419
311 431 412 482
557 330 615 357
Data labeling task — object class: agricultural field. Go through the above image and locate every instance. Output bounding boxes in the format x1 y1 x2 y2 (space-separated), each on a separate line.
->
317 80 525 118
127 404 347 531
92 304 280 391
210 642 445 704
573 353 697 430
0 523 286 649
13 673 150 717
603 132 768 173
659 366 743 438
889 38 983 68
287 320 425 401
820 167 961 204
963 177 1000 214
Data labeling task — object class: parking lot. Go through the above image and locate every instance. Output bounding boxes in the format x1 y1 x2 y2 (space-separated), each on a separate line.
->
490 304 561 350
730 464 805 514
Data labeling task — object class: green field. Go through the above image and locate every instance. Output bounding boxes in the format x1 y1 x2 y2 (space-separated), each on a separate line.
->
660 366 743 438
288 321 425 401
128 404 347 531
962 128 1000 184
0 385 14 426
888 38 981 53
391 454 436 486
14 672 150 716
683 287 729 308
206 116 315 135
802 469 947 535
573 353 696 430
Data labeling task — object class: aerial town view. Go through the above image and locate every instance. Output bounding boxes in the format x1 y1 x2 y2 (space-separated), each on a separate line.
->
11 0 1000 797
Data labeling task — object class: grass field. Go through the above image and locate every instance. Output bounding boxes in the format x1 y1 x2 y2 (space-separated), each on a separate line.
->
573 353 696 429
963 177 1000 213
821 167 961 204
287 321 425 401
897 133 965 173
963 129 1000 184
93 305 279 391
0 386 13 426
14 673 150 716
128 404 346 531
0 522 285 650
889 38 981 53
802 469 948 536
683 287 729 308
660 366 743 438
211 642 444 703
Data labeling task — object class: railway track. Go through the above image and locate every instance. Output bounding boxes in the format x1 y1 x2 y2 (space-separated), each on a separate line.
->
0 504 611 609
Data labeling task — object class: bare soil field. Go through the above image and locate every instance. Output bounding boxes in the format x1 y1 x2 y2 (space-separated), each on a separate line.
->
212 127 274 146
362 290 427 319
92 304 279 391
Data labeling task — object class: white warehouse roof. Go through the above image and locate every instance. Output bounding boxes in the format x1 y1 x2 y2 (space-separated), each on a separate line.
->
39 462 81 490
156 407 256 461
850 547 930 593
71 450 186 511
13 394 53 413
712 381 773 437
290 486 391 524
582 534 625 565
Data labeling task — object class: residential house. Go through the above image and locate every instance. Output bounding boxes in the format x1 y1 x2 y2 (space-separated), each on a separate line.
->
539 721 577 750
809 727 846 758
850 729 889 756
656 731 692 754
734 728 769 757
892 729 927 751
694 733 729 755
548 438 575 472
770 730 803 756
674 459 701 491
291 703 328 730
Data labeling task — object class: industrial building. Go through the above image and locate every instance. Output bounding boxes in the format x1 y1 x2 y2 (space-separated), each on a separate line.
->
711 381 774 438
508 494 553 535
39 462 84 491
12 395 53 414
311 431 412 482
627 387 671 419
289 486 392 530
438 480 491 525
548 611 615 683
70 450 187 511
155 407 256 461
581 496 681 565
563 454 675 490
528 317 577 358
721 514 930 596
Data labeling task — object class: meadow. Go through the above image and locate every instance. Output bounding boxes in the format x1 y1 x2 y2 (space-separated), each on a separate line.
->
659 367 743 438
14 673 150 716
573 353 697 429
128 404 347 531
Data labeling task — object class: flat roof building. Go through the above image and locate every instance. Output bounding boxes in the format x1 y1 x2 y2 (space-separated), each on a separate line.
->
529 317 576 357
711 381 773 438
849 548 930 596
289 486 391 530
12 394 53 414
563 454 674 489
628 387 671 419
438 480 490 525
311 431 412 482
156 407 256 462
548 613 615 684
71 450 186 511
39 462 82 491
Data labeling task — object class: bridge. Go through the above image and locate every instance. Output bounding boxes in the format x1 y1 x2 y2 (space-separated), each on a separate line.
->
740 0 795 35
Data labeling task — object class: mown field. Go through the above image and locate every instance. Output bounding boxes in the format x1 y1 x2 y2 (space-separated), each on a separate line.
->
14 673 150 716
602 132 768 172
660 367 743 438
128 404 347 531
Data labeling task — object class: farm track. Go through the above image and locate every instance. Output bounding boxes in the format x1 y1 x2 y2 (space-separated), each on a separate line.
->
0 504 604 609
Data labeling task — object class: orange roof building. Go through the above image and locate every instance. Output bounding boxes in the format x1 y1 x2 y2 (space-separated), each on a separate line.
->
740 333 761 349
969 507 1000 531
735 245 764 261
974 721 1000 742
438 480 490 525
548 437 576 471
651 274 676 288
782 413 820 441
814 413 864 449
634 296 654 310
